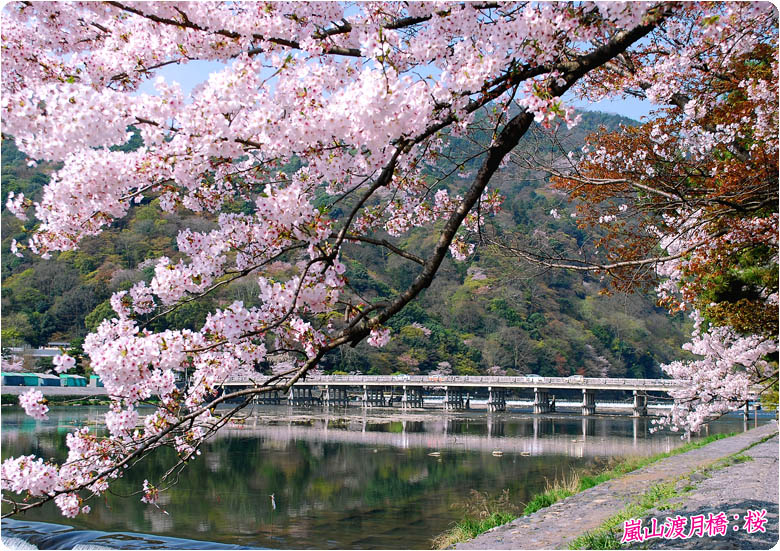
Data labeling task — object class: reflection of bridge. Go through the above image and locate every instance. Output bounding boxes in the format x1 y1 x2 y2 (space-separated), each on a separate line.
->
220 415 677 458
222 375 687 417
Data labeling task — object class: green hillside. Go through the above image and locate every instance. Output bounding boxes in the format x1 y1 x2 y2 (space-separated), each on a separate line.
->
0 112 691 377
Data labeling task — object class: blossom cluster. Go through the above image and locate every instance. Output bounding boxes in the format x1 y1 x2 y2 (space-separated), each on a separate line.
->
0 0 718 517
53 354 76 373
18 389 49 421
651 208 777 432
1 355 24 372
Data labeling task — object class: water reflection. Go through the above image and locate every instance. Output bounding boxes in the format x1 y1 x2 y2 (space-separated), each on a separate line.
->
224 414 668 459
1 406 769 550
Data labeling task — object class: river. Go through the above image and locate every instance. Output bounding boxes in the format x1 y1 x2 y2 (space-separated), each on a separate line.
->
1 405 770 549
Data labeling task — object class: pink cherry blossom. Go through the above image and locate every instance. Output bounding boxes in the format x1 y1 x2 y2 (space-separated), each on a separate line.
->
54 493 82 518
367 326 392 348
4 0 754 517
52 354 76 373
18 389 49 420
5 191 28 220
1 355 24 372
141 480 159 504
1 455 60 497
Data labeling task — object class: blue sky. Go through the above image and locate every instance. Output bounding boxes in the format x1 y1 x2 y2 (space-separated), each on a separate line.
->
569 95 654 121
138 59 655 122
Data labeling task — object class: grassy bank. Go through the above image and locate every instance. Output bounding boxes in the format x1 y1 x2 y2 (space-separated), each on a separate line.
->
568 481 680 550
432 432 735 549
432 490 521 549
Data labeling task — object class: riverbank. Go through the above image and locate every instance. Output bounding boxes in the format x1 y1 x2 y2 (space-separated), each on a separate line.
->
452 421 778 550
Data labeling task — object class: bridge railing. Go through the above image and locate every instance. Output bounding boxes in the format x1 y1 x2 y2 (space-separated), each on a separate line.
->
305 374 682 386
223 374 686 388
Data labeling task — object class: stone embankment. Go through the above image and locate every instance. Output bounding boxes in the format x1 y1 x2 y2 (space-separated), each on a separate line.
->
454 422 778 550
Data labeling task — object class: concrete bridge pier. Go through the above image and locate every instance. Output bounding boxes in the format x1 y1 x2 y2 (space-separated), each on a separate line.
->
375 387 386 407
252 390 261 405
533 388 553 414
289 387 314 406
402 386 423 409
444 387 465 410
255 390 281 405
324 386 348 407
487 387 506 412
456 388 465 410
362 386 385 407
632 390 648 417
294 387 302 406
582 389 596 416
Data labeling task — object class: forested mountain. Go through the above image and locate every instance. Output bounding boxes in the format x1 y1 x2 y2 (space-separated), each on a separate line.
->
0 111 691 378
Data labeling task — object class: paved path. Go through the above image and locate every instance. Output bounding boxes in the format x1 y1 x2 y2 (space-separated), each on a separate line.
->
633 433 779 549
454 422 778 550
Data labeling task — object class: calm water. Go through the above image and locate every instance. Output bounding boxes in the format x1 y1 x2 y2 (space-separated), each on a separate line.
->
1 405 769 549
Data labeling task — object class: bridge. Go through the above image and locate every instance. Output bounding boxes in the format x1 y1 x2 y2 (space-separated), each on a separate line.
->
222 374 688 417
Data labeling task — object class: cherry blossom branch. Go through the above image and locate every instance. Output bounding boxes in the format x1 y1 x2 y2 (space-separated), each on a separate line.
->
3 1 694 518
340 234 424 265
353 9 672 339
142 242 307 327
105 1 361 57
